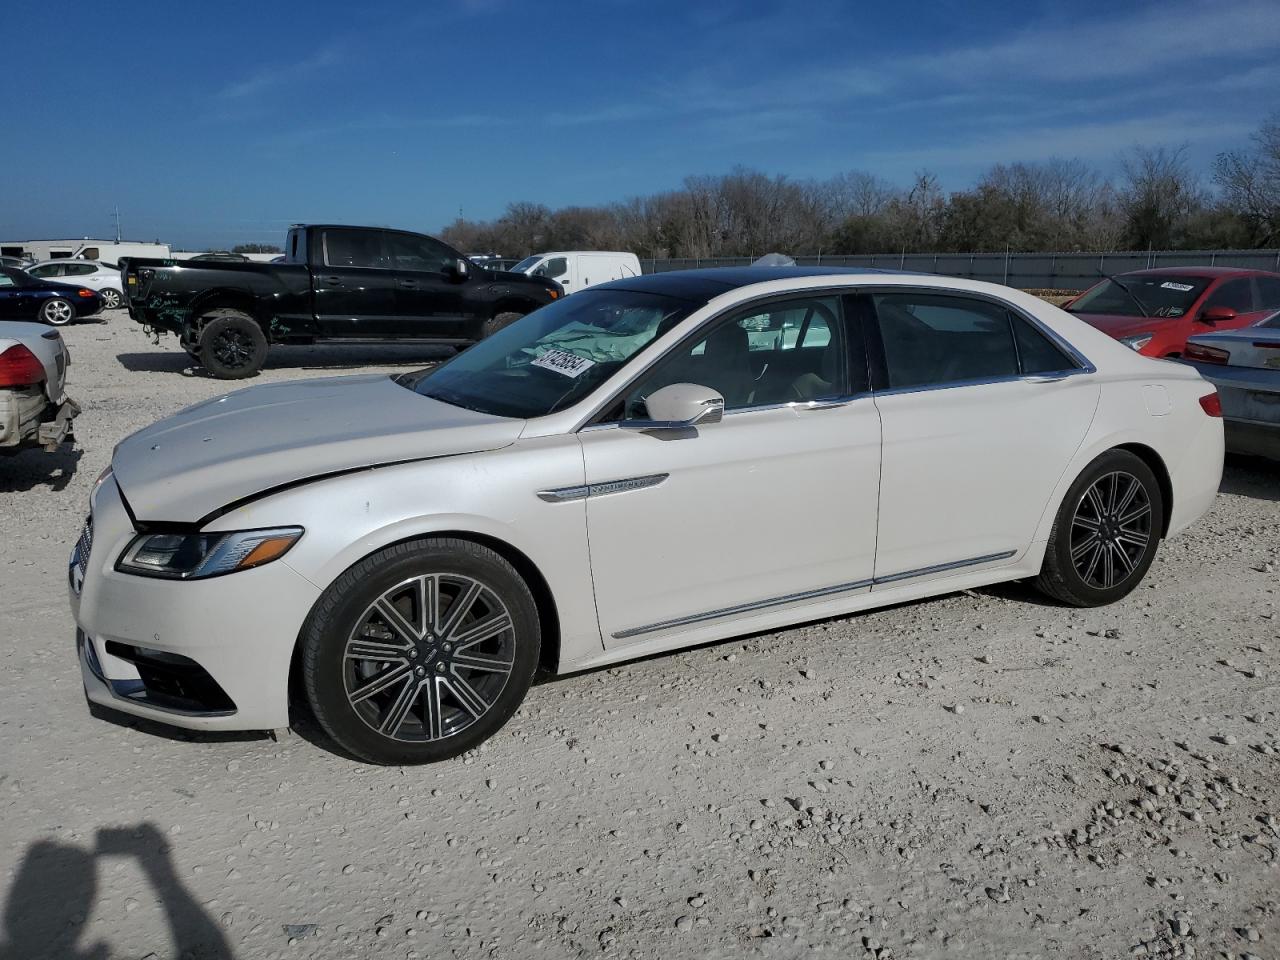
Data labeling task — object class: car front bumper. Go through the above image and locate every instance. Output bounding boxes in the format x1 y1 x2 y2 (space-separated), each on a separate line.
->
69 476 321 731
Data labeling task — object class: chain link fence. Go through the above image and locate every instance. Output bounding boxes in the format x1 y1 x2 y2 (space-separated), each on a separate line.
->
642 249 1280 291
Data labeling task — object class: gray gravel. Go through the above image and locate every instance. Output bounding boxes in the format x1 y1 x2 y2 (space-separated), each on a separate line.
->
1 312 1278 959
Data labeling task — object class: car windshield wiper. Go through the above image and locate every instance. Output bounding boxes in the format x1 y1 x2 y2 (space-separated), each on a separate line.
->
1097 272 1150 318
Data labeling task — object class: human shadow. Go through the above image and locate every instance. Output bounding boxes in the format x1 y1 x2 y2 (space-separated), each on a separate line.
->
0 824 234 960
0 443 81 493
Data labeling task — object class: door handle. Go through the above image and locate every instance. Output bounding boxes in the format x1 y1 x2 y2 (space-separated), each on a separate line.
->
320 275 342 285
792 398 853 411
1023 374 1066 384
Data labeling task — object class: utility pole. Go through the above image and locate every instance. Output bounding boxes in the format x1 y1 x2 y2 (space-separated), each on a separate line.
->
111 206 122 242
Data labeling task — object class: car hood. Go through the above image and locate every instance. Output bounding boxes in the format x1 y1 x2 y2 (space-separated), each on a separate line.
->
1068 311 1170 338
112 374 524 524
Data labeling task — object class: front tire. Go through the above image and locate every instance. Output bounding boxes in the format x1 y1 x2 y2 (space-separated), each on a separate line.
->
301 538 540 764
197 309 267 379
482 311 525 338
100 288 122 310
1034 449 1163 607
40 298 75 326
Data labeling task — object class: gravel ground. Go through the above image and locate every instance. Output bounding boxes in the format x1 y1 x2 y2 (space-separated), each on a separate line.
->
1 311 1278 960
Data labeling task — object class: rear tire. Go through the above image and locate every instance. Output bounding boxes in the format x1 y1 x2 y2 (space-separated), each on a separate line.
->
100 288 122 310
482 311 525 338
197 309 268 379
301 538 540 764
1034 449 1163 607
40 298 75 326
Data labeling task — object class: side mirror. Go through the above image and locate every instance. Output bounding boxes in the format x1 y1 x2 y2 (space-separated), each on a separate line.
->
446 258 470 282
1199 305 1236 324
622 383 725 431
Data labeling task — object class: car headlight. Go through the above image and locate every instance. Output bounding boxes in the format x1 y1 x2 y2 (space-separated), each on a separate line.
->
1119 334 1153 351
116 527 303 580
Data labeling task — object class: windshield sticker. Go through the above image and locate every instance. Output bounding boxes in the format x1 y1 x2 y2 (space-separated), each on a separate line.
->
1160 282 1195 292
531 348 596 378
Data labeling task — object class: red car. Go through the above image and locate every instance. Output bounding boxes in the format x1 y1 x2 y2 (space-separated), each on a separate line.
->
1065 267 1280 358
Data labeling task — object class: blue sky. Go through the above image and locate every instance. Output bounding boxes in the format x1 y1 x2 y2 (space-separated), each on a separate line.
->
2 0 1276 249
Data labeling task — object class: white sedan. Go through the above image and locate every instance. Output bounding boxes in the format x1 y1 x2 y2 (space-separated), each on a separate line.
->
26 260 124 309
69 268 1224 763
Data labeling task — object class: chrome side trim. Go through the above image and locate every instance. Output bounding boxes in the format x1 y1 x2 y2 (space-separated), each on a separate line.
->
872 550 1017 586
873 369 1093 400
611 549 1018 640
612 576 874 640
538 473 668 503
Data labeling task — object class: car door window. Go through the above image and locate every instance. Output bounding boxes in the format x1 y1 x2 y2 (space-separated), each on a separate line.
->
534 257 568 280
1255 276 1280 310
1203 278 1254 313
323 230 389 269
30 264 61 277
874 293 1020 389
0 274 16 288
67 263 96 276
1012 314 1076 374
621 296 848 415
385 233 454 274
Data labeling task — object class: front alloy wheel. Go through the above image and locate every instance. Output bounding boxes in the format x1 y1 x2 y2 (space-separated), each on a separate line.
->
302 538 539 763
100 288 122 309
344 574 516 742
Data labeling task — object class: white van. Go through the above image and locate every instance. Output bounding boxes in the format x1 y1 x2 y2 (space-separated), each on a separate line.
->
508 251 641 294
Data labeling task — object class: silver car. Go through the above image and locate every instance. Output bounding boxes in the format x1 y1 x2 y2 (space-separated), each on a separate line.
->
1184 310 1280 460
0 322 79 453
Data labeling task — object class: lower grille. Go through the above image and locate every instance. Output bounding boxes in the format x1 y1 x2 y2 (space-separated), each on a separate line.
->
103 641 237 715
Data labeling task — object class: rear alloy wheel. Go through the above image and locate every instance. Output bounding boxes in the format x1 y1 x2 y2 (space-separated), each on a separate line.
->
197 309 268 379
302 538 539 764
40 298 74 326
100 288 122 310
1035 449 1162 607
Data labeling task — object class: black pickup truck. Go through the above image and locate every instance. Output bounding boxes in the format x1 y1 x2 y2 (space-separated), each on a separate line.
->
121 224 562 378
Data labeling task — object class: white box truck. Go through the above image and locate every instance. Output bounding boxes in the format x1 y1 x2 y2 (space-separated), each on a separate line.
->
509 251 640 294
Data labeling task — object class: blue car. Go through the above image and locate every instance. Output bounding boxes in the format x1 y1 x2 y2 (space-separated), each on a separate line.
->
0 265 103 326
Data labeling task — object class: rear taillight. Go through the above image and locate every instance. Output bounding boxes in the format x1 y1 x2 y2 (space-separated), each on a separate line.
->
1184 342 1229 364
77 288 94 298
0 344 46 387
1198 391 1222 417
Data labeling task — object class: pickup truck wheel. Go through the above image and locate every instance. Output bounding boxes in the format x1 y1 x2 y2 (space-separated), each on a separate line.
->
198 310 268 379
482 311 525 338
40 298 75 326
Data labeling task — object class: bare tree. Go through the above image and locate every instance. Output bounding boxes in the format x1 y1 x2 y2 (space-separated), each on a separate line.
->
1214 113 1280 247
1119 145 1204 250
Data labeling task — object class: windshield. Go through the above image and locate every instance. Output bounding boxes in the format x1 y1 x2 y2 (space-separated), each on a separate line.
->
1068 275 1209 318
399 289 697 419
510 256 541 274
